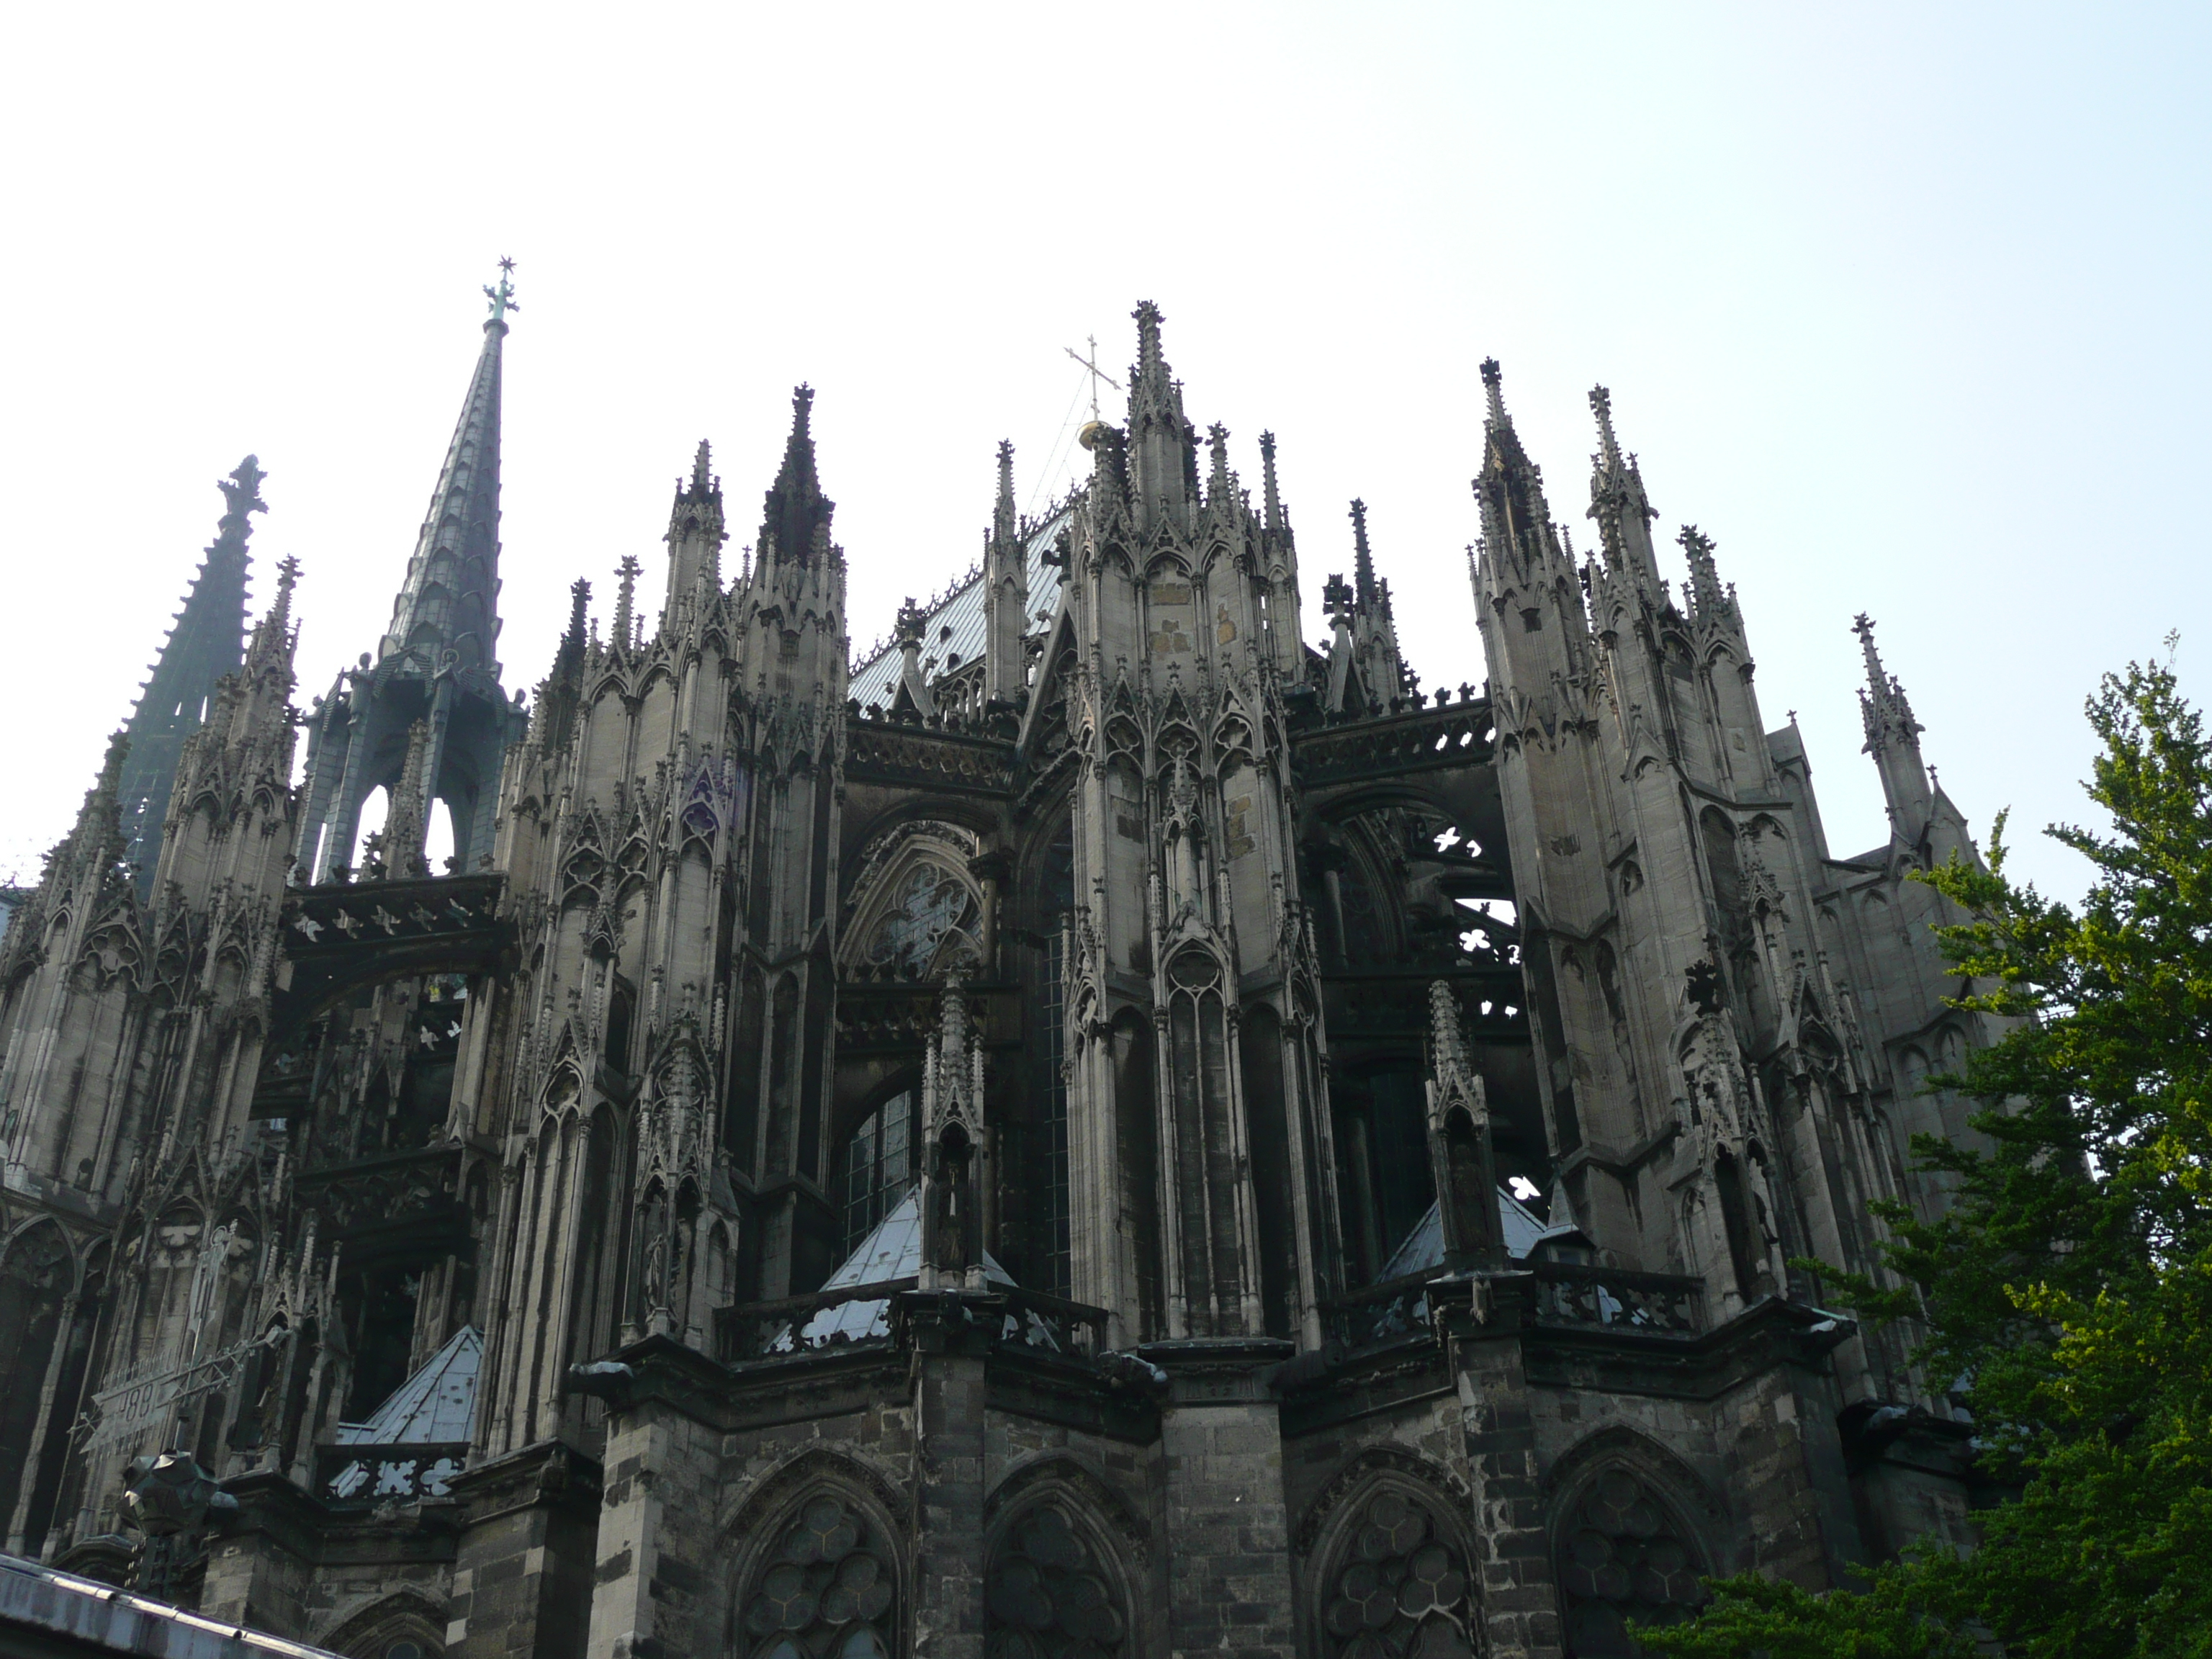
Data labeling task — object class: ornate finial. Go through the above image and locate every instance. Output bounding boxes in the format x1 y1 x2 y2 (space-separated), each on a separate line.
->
611 555 642 649
993 440 1017 545
1678 525 1726 616
1206 423 1233 495
1322 572 1354 621
1133 300 1166 377
483 257 520 328
1479 358 1506 427
791 383 814 433
217 456 269 531
262 555 302 637
1852 613 1921 752
691 439 714 494
1349 499 1377 608
1589 385 1621 466
895 596 925 649
1429 981 1470 1078
562 577 591 649
1258 431 1285 534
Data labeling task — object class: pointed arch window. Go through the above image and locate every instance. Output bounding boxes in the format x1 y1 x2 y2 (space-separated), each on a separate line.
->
1555 1467 1709 1655
1317 1488 1475 1659
739 1493 896 1658
985 1501 1130 1658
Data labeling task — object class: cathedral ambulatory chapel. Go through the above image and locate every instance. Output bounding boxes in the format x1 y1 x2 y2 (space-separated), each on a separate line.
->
0 276 1998 1659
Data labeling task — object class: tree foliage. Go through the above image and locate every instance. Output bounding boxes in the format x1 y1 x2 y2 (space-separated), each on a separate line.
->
1638 659 2212 1659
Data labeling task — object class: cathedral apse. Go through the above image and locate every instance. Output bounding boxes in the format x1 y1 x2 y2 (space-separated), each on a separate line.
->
0 276 1997 1659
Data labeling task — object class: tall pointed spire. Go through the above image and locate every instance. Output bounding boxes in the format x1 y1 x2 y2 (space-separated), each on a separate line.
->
1350 498 1377 610
984 441 1028 706
664 439 726 630
1678 525 1731 621
992 438 1017 547
1125 301 1195 532
1853 613 1934 835
379 261 514 677
117 456 262 895
760 385 834 565
247 556 301 668
611 556 642 652
529 577 592 753
1586 385 1663 591
297 265 530 883
1259 431 1285 536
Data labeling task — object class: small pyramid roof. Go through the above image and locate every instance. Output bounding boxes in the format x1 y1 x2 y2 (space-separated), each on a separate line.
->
332 1325 481 1444
781 1189 1012 1350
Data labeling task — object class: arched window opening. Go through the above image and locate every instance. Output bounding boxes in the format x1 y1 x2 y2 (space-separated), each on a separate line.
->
985 1501 1130 1658
0 1225 72 1535
1713 1151 1763 1301
739 1492 896 1659
838 1092 919 1260
1335 1062 1437 1286
1555 1467 1709 1655
353 786 392 869
426 799 457 876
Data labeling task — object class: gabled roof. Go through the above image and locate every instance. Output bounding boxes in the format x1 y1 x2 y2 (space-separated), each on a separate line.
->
332 1324 480 1444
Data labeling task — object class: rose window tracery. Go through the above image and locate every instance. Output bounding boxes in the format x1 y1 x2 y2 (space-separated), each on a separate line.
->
741 1493 895 1659
1555 1468 1707 1656
984 1503 1126 1659
1321 1491 1473 1659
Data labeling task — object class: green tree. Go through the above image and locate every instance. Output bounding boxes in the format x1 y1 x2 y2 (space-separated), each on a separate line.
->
1638 658 2212 1659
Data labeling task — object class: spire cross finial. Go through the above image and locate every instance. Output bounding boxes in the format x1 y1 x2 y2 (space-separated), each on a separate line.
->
1479 358 1507 427
1852 611 1884 678
1064 333 1123 422
483 257 520 325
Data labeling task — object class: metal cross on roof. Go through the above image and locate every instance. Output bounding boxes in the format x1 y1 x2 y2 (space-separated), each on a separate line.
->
1063 333 1123 422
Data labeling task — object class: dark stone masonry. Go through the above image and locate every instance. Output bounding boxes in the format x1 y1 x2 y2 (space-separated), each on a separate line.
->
0 277 1992 1658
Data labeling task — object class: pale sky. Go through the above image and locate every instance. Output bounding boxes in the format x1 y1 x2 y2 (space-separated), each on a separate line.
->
2 4 2204 901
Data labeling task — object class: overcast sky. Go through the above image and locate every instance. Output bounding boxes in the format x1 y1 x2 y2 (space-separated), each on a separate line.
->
1 4 2204 899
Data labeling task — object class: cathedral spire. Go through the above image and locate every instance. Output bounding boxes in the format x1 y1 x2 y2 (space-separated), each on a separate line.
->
1350 498 1377 611
1259 431 1285 537
1678 525 1732 622
529 577 592 753
1587 385 1662 590
248 556 301 667
611 555 642 652
1853 613 1933 835
760 385 835 565
117 456 261 894
1480 357 1509 430
664 439 726 630
992 438 1017 547
984 441 1028 707
379 263 513 678
1125 301 1195 532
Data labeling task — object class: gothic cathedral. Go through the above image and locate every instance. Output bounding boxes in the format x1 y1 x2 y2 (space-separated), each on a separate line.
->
0 282 1996 1659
